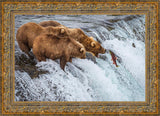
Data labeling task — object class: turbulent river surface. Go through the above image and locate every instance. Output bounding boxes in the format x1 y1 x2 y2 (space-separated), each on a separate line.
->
15 15 145 101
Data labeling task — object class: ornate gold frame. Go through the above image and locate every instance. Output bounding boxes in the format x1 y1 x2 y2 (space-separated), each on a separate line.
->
1 1 159 115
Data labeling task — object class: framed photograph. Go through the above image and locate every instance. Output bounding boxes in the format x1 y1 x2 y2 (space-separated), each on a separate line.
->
0 0 159 115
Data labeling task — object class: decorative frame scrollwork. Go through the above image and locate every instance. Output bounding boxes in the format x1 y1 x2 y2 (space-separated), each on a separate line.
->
1 1 159 114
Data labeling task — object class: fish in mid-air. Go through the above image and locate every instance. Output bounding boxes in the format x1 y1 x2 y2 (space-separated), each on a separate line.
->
109 50 119 67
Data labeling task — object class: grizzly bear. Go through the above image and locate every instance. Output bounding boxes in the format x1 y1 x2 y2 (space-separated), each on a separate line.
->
39 20 106 57
33 34 86 70
16 22 68 58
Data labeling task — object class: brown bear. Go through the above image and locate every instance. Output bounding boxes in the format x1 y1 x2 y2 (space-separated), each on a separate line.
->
16 22 68 58
39 20 106 57
33 34 86 70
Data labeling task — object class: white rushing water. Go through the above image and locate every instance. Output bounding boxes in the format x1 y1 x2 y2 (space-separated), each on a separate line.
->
15 15 145 101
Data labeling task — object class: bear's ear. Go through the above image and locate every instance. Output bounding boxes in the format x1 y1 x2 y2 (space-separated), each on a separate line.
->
80 48 85 53
60 28 65 34
91 42 96 47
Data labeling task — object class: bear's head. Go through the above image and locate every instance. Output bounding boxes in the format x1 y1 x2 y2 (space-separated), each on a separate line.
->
68 38 86 59
87 37 106 57
69 28 106 57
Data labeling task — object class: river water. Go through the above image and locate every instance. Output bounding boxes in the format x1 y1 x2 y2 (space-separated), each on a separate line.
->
15 15 145 101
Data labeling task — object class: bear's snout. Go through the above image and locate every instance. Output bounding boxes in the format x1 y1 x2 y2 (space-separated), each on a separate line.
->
81 54 86 59
101 48 106 54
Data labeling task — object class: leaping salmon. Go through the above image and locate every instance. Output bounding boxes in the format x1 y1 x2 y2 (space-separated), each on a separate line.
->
109 50 119 67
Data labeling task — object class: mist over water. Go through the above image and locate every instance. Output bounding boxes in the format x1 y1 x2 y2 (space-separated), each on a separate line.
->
15 15 145 101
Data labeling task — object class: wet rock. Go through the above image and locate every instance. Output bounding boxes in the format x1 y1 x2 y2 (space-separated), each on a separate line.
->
108 15 138 23
123 15 137 22
15 64 48 79
132 43 136 48
86 52 96 63
98 54 108 61
107 26 115 31
15 53 36 66
15 53 48 79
